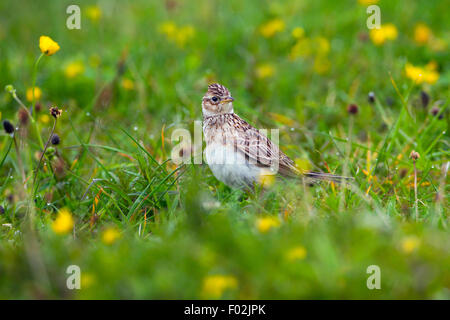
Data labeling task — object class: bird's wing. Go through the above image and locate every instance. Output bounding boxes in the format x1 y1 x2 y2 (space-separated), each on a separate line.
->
228 114 300 177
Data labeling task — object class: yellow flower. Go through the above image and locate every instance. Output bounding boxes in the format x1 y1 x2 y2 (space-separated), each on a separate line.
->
81 273 96 289
176 25 195 47
405 63 422 82
39 114 51 124
101 227 121 245
286 246 307 261
86 5 102 22
256 216 280 233
292 27 305 39
64 61 84 78
26 87 42 102
370 24 398 45
121 78 135 90
405 62 439 85
260 18 285 38
313 57 331 74
39 35 60 56
51 208 74 234
358 0 379 5
401 236 420 254
315 37 330 56
289 37 312 60
159 21 195 47
255 64 275 79
159 21 177 37
201 275 237 298
384 24 398 40
414 23 431 45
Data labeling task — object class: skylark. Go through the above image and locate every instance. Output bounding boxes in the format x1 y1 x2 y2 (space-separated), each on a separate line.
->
202 83 351 189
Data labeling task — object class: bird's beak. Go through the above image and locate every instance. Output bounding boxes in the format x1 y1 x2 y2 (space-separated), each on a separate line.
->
220 97 234 104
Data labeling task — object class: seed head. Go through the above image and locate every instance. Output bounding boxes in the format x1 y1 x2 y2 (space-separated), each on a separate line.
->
399 168 408 179
35 102 42 113
5 84 15 94
409 150 420 161
49 107 62 119
18 109 29 125
368 91 376 104
2 120 15 134
347 104 359 115
430 106 443 119
51 134 61 145
420 91 430 108
386 96 394 106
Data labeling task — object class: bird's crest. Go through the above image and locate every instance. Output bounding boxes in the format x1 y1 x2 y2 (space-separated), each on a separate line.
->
207 83 230 97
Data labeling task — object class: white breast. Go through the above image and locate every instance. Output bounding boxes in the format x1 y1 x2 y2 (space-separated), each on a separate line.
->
205 143 262 189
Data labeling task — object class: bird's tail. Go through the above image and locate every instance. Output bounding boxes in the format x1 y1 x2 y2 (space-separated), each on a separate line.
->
303 171 354 183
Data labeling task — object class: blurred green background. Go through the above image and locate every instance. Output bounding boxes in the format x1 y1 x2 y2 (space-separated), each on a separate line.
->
0 0 448 299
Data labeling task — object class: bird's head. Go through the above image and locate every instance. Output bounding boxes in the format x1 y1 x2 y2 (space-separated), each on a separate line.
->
202 83 234 117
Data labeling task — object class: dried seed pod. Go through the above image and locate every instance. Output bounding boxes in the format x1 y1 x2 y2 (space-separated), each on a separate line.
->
368 92 375 104
51 134 61 145
347 104 359 115
409 150 420 160
420 91 430 108
49 106 62 119
2 120 14 134
430 106 443 119
18 109 29 125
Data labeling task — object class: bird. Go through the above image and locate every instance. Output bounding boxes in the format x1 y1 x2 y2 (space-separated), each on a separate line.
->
202 83 352 189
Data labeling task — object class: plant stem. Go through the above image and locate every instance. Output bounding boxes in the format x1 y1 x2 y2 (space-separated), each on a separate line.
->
31 53 44 119
413 160 418 222
31 53 45 149
33 117 57 192
13 135 27 188
339 117 353 213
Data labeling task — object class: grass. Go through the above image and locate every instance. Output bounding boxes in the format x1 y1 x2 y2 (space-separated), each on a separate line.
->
0 0 448 299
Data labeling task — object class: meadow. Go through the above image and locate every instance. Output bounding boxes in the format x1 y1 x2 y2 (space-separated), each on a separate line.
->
0 0 448 299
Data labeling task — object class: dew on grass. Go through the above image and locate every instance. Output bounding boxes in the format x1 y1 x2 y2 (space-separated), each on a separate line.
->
133 126 138 131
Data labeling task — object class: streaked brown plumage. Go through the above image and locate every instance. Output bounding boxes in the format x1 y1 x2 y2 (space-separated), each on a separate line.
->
202 83 351 188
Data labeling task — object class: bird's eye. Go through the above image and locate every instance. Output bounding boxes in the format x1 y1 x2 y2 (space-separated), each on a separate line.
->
211 96 219 103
